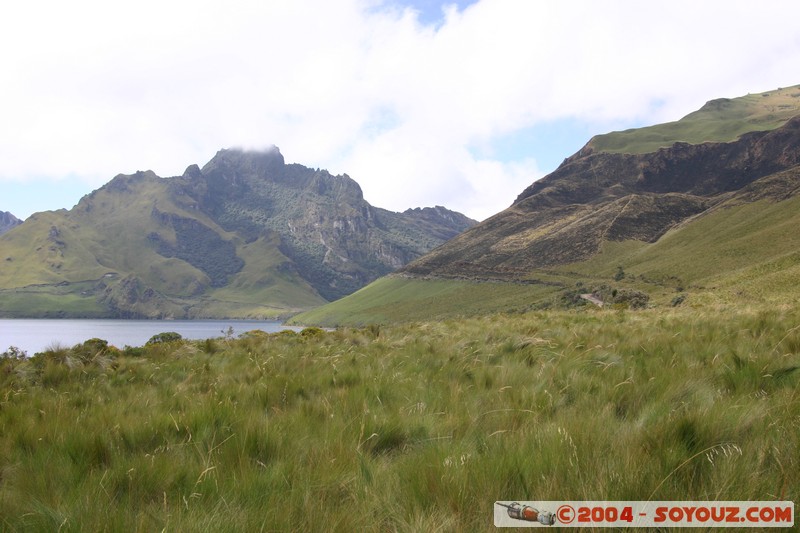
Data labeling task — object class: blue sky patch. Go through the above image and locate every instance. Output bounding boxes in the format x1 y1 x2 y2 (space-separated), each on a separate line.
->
392 0 478 25
472 117 644 174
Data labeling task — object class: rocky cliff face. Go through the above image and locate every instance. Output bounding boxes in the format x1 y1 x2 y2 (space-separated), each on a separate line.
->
0 211 21 236
402 115 800 280
173 148 477 300
518 115 800 203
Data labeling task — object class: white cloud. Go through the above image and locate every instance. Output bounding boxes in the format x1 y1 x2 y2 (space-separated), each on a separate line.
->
2 0 800 220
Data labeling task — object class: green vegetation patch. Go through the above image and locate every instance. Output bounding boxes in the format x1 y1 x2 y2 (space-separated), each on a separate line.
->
290 276 560 326
590 85 800 154
0 283 108 318
0 307 798 530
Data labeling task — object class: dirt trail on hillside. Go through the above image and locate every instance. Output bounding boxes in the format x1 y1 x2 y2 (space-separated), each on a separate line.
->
580 293 604 307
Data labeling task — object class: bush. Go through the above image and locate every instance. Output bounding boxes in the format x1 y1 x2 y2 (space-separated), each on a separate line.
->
612 289 650 309
300 327 326 338
72 338 118 362
560 288 589 307
146 332 183 345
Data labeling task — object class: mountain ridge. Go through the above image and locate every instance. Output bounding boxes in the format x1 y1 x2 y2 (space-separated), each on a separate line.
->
0 148 476 318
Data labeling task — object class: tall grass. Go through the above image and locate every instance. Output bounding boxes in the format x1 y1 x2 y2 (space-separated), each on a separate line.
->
1 307 798 531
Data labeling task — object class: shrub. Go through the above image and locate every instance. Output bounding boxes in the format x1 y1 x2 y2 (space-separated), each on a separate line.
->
612 289 650 309
72 338 119 362
146 332 183 345
300 327 326 338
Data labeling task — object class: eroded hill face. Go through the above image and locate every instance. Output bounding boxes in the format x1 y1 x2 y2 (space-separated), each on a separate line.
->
402 114 800 281
0 148 476 318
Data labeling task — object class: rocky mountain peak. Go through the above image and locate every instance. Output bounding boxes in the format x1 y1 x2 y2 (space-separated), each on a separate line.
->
182 164 202 179
201 147 285 179
0 211 22 236
198 146 356 195
404 206 477 228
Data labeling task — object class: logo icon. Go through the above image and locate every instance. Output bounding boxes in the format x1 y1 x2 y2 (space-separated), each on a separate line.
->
496 502 556 525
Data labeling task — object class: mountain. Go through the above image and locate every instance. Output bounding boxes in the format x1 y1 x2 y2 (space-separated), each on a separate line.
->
294 84 800 325
0 211 21 236
0 148 476 318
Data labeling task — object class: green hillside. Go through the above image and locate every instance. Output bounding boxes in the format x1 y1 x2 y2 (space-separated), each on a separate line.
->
0 171 325 318
289 276 560 326
589 84 800 154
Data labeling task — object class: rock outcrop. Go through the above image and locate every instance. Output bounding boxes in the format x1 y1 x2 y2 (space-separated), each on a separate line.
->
0 211 21 236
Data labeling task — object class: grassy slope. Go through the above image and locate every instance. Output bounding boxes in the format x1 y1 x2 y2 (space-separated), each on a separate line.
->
0 176 326 318
559 194 800 304
289 276 561 326
0 210 108 287
590 84 800 154
1 308 797 531
198 234 327 318
0 283 109 318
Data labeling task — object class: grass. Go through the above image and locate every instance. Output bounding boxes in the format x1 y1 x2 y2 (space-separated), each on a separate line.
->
589 84 800 154
1 306 798 531
0 284 108 318
289 276 561 326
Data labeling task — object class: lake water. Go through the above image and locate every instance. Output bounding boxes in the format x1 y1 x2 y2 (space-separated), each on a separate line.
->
0 319 302 355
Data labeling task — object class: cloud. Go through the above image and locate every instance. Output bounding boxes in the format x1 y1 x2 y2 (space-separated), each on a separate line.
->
2 0 800 220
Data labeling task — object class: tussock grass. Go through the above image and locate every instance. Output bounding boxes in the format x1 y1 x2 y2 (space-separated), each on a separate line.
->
1 308 798 530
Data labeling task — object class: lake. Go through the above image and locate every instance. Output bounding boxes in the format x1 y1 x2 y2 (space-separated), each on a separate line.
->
0 319 302 355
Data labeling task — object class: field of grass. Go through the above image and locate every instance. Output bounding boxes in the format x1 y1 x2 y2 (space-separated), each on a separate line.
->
589 84 800 154
290 276 561 327
0 283 108 318
1 306 798 531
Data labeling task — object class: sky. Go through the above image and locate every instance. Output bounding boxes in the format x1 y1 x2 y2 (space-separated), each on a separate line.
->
2 0 800 222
